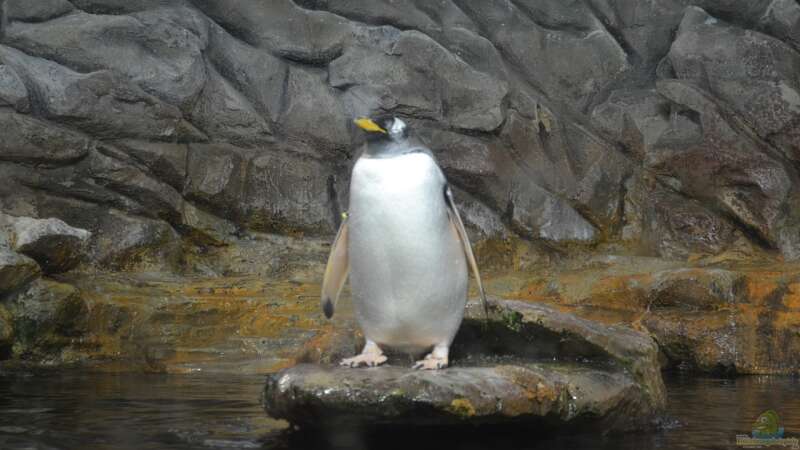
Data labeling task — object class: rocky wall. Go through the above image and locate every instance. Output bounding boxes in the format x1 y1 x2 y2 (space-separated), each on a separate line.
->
1 0 800 373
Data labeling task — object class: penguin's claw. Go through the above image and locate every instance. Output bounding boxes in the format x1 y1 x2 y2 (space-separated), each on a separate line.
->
340 353 387 368
412 356 448 370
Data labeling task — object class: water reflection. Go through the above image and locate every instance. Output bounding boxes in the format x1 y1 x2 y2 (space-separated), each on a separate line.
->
0 371 798 450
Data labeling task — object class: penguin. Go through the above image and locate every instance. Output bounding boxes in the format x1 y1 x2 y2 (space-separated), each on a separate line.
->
320 116 487 370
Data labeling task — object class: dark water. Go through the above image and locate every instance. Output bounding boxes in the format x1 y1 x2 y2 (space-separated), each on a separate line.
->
1 371 798 450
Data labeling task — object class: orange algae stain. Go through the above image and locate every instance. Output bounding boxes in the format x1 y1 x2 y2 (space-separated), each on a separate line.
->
67 274 336 372
745 275 783 305
783 282 800 310
582 273 652 311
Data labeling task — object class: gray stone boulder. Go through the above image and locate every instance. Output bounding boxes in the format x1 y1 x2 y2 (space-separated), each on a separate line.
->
264 300 665 430
89 210 180 271
0 249 40 295
0 305 12 358
5 215 91 274
0 65 29 112
0 110 92 166
5 279 88 358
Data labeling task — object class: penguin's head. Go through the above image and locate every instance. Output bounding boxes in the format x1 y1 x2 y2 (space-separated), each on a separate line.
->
354 116 409 142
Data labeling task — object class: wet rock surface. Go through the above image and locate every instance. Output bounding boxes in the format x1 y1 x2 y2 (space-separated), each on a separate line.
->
263 300 665 430
5 278 88 359
0 259 794 376
505 257 800 375
0 249 40 296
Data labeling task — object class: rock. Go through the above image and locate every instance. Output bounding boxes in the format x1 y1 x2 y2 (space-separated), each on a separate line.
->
242 152 336 235
191 0 351 64
561 123 632 231
509 261 800 374
180 202 238 246
454 1 629 110
4 7 208 111
307 0 440 33
510 184 598 244
0 249 40 295
5 215 90 274
653 79 798 255
112 140 188 190
588 0 685 65
58 271 352 372
640 267 800 374
189 66 272 147
5 0 74 22
0 110 92 166
87 147 186 225
0 305 12 359
330 32 440 120
330 30 507 132
394 31 506 131
186 143 336 235
184 143 249 221
757 0 800 51
206 22 287 123
87 145 237 245
498 110 578 197
90 210 180 271
450 188 510 241
495 110 631 236
623 172 739 258
422 128 496 188
668 6 800 163
67 0 183 14
0 65 29 112
5 279 88 358
0 45 204 141
264 300 665 429
591 89 671 162
0 0 798 374
279 66 349 155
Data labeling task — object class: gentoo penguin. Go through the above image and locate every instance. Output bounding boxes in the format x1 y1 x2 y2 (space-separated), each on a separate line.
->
320 116 487 370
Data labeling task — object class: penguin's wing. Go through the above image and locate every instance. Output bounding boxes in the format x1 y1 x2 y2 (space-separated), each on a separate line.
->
321 215 349 319
444 185 489 319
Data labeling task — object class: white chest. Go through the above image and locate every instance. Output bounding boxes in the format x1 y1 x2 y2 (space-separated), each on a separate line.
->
349 152 446 223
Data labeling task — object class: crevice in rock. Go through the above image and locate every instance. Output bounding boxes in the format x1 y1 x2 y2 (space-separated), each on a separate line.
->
186 0 258 48
276 45 344 68
508 0 593 38
0 0 7 40
327 174 342 230
290 0 427 34
66 0 132 15
613 172 631 239
583 0 639 66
